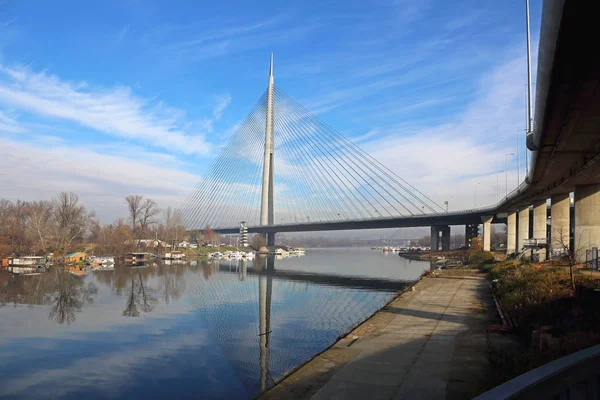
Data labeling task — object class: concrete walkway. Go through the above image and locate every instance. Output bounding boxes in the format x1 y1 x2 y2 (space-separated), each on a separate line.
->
261 273 492 400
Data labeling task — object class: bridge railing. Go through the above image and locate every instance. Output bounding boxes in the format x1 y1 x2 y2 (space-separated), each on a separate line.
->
474 344 600 400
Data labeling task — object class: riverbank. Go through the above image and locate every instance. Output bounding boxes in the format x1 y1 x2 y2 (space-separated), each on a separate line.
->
483 259 600 387
259 269 495 400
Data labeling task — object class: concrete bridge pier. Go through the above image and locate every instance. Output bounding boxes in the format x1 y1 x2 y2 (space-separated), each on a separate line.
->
506 211 517 255
481 215 493 252
574 184 600 262
431 225 450 251
267 233 275 247
430 226 439 251
533 200 548 261
440 226 450 251
518 207 530 258
550 193 570 258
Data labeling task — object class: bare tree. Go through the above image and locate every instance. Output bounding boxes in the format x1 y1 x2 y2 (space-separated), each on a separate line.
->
251 233 266 250
163 207 186 246
27 200 55 253
418 235 431 247
139 198 160 236
53 192 94 253
553 225 588 292
204 226 215 246
125 195 144 236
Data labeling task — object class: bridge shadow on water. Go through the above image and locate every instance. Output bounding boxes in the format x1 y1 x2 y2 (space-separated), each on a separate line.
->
216 255 411 293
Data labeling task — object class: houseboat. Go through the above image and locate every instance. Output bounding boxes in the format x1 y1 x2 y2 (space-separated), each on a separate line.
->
64 252 87 265
89 256 115 267
163 251 186 260
4 256 47 274
125 252 155 265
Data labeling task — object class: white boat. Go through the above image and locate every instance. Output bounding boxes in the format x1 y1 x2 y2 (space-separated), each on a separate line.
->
229 251 244 259
243 251 255 259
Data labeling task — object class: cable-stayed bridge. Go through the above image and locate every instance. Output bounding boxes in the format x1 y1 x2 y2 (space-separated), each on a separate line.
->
180 54 494 248
182 0 600 258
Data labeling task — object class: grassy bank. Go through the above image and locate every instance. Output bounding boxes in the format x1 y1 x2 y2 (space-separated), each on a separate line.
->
482 258 600 385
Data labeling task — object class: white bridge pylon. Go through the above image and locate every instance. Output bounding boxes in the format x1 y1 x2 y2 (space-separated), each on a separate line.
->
180 55 445 234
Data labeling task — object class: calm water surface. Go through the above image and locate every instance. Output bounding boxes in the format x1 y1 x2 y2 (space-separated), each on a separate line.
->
0 248 429 399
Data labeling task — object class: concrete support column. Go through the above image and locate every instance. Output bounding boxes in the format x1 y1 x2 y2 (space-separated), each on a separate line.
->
574 184 600 262
481 215 494 252
533 200 548 261
430 226 440 251
517 206 530 255
551 193 570 258
267 233 275 247
506 212 517 255
440 226 450 251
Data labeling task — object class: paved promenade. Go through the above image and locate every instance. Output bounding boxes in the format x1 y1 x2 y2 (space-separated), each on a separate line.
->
261 272 492 400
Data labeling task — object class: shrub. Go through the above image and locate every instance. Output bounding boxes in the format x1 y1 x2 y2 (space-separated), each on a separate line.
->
469 250 494 266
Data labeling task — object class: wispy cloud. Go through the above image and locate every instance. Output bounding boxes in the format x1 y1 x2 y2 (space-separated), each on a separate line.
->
360 46 529 210
0 135 199 222
212 94 231 120
0 65 214 156
0 109 24 133
141 16 319 65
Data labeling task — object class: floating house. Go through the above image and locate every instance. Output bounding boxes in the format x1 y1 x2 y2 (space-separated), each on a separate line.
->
125 252 155 264
65 252 87 265
164 251 186 260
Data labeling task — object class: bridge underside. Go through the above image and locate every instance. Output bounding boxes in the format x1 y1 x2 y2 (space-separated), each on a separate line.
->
499 0 600 211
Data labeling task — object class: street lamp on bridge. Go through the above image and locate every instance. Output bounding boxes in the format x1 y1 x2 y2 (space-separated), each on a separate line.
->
496 170 503 203
505 153 515 198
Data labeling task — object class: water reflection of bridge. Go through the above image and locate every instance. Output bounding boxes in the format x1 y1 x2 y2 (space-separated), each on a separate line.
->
214 258 410 292
217 255 414 393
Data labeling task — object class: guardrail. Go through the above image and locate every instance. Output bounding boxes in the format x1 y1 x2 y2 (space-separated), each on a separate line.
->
474 344 600 399
523 238 548 248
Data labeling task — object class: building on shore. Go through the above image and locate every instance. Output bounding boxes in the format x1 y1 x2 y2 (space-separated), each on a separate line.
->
65 252 87 265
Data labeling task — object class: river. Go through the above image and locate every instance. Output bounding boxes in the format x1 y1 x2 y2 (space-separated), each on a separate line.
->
0 248 429 399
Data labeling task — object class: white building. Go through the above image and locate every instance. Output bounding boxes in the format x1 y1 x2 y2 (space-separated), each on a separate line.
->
239 221 248 247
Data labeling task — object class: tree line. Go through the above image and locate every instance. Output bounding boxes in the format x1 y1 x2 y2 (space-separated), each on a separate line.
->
0 192 187 258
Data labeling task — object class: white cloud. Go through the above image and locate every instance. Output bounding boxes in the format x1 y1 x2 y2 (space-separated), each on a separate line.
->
0 65 213 156
0 136 199 223
362 47 529 211
0 109 24 133
212 94 232 120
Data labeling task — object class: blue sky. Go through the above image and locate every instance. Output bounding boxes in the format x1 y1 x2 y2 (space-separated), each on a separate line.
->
0 0 542 223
